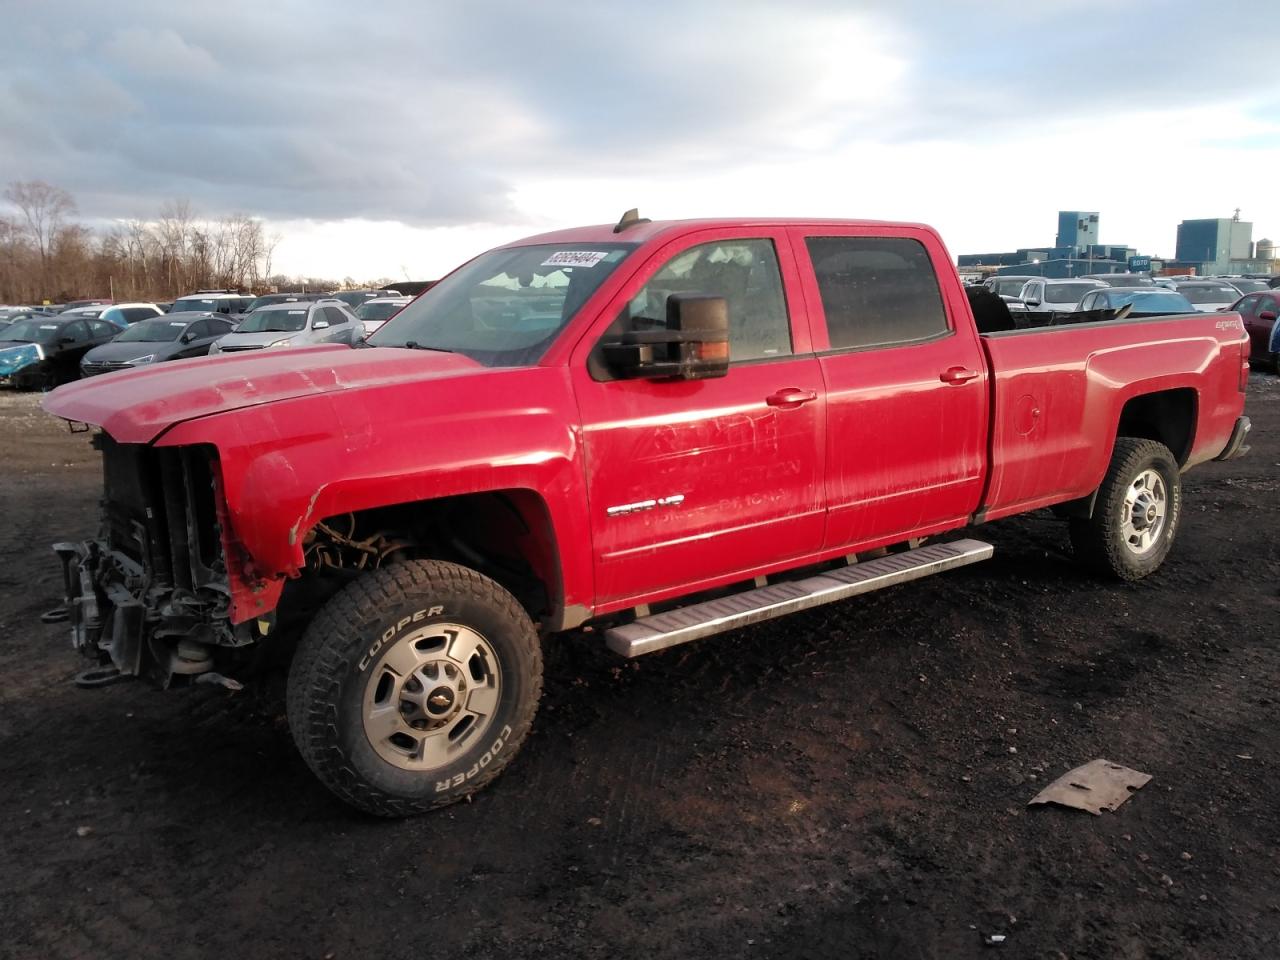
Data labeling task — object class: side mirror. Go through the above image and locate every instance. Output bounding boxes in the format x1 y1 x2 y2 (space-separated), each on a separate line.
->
1260 310 1278 322
313 319 330 329
602 294 729 381
57 335 75 345
1024 296 1041 307
180 332 195 344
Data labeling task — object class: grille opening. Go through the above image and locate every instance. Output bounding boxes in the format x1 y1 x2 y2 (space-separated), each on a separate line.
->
98 434 224 590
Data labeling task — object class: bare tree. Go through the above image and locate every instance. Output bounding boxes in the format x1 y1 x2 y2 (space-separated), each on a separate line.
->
4 180 76 293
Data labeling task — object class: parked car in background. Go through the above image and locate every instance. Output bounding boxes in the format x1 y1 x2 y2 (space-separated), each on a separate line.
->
1217 278 1270 296
59 302 164 329
1076 287 1197 316
983 275 1039 298
0 315 120 388
354 296 412 337
209 300 360 354
326 289 400 311
1170 281 1240 313
56 299 112 313
1082 273 1155 287
1232 291 1280 367
0 306 56 326
1015 278 1107 312
244 292 320 314
80 314 237 377
169 292 254 317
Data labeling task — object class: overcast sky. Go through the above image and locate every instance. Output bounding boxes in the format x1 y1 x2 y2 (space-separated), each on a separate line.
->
2 0 1278 279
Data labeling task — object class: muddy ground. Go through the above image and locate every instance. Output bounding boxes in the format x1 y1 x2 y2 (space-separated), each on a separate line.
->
0 376 1277 960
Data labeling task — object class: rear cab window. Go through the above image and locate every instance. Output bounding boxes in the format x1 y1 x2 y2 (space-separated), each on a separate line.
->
802 235 951 351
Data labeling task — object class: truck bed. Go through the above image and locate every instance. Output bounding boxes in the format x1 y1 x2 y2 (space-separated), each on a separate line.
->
977 312 1247 522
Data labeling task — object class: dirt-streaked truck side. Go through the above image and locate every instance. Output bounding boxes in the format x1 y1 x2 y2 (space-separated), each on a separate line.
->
44 216 1250 815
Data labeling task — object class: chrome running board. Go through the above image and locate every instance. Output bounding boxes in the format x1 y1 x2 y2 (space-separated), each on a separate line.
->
605 539 993 658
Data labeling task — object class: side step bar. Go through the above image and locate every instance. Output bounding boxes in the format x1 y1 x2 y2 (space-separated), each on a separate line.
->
605 538 993 658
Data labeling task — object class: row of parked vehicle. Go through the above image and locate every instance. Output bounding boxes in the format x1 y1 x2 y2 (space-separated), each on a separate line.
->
0 289 413 390
975 272 1280 368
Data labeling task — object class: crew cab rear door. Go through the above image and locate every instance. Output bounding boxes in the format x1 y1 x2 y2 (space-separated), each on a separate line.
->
571 227 825 609
788 226 989 549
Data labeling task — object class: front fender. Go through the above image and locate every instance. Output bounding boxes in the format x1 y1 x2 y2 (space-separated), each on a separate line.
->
157 366 592 625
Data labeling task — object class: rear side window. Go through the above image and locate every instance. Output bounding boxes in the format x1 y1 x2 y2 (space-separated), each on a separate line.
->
322 306 349 327
806 237 949 351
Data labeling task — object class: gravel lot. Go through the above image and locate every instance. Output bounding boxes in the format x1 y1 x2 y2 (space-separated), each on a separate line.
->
1 376 1277 960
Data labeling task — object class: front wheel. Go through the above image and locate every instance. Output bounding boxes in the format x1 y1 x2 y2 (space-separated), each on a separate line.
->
1069 437 1182 581
286 560 543 817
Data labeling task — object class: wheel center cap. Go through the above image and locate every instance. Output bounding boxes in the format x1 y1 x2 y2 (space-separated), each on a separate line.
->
426 686 455 714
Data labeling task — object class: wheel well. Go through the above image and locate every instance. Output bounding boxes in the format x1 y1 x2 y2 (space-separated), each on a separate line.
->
1054 388 1197 521
1116 388 1196 466
295 491 563 630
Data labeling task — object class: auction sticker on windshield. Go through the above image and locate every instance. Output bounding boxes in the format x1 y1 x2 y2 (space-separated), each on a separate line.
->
541 251 609 269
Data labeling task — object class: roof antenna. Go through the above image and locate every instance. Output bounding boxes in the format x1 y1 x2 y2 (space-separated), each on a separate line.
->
613 208 651 233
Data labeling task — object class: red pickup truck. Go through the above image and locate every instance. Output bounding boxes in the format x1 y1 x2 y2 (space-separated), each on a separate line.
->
44 215 1251 816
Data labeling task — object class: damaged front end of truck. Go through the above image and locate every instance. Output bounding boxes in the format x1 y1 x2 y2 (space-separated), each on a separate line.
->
54 432 256 689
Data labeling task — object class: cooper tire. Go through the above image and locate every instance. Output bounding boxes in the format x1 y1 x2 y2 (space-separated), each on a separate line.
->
1069 437 1182 582
286 560 543 817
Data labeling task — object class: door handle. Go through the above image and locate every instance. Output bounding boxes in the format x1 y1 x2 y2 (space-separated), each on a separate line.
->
939 366 979 385
765 388 818 408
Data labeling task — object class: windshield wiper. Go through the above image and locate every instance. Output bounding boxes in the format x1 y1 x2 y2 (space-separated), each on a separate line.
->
402 341 454 353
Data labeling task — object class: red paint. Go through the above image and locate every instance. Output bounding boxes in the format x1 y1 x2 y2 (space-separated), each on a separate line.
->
43 219 1249 629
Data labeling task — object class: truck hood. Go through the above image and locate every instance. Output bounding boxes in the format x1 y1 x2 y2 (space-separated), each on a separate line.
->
42 344 486 443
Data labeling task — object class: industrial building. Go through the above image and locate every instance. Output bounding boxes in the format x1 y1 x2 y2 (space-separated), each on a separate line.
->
1167 213 1275 275
957 211 1141 279
958 209 1277 280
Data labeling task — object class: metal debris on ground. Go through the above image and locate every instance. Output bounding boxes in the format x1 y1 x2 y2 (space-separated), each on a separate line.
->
1027 759 1151 815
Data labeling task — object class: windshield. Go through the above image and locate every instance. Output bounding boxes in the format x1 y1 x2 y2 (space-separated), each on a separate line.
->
246 294 311 313
1224 279 1268 294
369 243 635 365
236 308 309 333
0 319 63 343
1109 291 1195 312
356 301 408 321
1045 283 1100 302
1179 286 1238 304
116 319 190 342
989 278 1031 297
330 291 379 308
171 297 227 313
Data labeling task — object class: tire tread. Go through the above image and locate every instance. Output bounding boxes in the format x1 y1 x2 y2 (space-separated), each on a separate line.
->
1069 437 1180 582
286 560 543 817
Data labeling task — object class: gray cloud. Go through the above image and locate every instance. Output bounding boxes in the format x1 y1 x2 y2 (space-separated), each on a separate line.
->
1 0 1276 227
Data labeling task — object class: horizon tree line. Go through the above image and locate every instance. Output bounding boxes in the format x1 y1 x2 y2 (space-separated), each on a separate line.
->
0 180 382 305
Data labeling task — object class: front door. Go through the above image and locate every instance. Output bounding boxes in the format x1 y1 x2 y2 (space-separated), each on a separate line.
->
572 228 825 609
789 227 989 550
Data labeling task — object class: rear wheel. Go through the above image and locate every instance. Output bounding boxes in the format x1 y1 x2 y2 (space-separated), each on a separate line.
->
1070 438 1181 581
286 560 543 817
